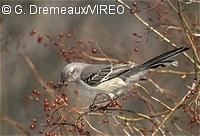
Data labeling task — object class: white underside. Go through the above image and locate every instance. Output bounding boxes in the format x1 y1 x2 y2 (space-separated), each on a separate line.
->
75 77 127 97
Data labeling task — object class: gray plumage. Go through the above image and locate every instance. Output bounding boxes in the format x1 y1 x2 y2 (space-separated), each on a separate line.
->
61 47 189 97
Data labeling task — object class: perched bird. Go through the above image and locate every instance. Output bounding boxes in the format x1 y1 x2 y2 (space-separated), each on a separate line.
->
61 47 189 98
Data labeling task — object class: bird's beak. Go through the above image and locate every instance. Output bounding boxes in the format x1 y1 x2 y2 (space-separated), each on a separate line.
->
59 78 73 86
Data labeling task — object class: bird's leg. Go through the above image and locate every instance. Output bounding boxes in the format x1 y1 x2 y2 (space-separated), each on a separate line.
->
108 93 116 99
88 104 97 111
89 93 111 111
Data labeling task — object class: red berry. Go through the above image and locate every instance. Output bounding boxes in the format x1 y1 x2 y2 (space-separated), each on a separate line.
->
60 49 65 53
36 91 40 96
32 89 37 94
134 48 138 52
44 98 48 103
45 132 50 136
132 2 137 6
47 119 51 123
44 102 49 108
59 32 64 38
30 30 36 36
91 48 97 54
33 118 37 123
67 33 72 38
55 98 59 103
37 35 43 43
49 81 53 85
61 93 66 97
30 124 36 129
34 97 39 101
47 107 51 111
186 95 190 99
102 119 109 124
52 103 56 108
64 97 68 103
69 49 74 54
39 130 43 134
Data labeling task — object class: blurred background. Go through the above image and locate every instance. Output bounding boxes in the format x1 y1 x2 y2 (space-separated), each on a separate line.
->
0 0 198 135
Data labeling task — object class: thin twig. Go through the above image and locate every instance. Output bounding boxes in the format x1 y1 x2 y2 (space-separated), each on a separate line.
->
0 115 30 136
150 69 198 75
116 0 199 69
171 121 195 136
132 126 145 136
112 114 131 136
177 0 200 63
83 116 109 136
135 83 173 111
177 0 200 80
19 51 54 98
152 87 191 135
81 52 119 63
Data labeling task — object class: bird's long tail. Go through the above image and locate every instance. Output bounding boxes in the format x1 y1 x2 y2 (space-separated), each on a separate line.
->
123 47 189 84
140 47 190 69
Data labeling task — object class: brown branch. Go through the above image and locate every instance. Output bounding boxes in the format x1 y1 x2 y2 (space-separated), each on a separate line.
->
135 83 173 111
150 69 198 76
0 115 30 136
116 0 199 70
176 0 200 82
171 121 195 136
81 52 119 63
83 116 109 136
152 83 193 135
177 1 200 63
112 114 131 136
19 51 54 98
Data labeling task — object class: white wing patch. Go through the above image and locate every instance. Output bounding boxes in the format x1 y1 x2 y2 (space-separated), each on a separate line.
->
82 63 134 86
97 77 127 92
100 66 113 82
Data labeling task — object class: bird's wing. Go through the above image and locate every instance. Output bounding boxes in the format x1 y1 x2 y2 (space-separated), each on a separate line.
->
80 63 133 86
81 47 190 86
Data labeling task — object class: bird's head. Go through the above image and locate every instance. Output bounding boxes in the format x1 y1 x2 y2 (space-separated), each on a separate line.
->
61 62 85 83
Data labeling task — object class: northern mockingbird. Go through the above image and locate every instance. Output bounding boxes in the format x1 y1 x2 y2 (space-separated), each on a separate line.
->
61 47 189 98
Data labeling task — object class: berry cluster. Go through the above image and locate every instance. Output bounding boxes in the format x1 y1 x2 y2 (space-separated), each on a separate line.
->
183 88 200 124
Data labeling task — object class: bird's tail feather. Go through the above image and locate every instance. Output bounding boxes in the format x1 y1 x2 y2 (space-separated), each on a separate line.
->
140 47 190 69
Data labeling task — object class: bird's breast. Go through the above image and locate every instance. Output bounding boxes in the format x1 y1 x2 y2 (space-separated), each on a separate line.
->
75 78 127 97
96 77 127 92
